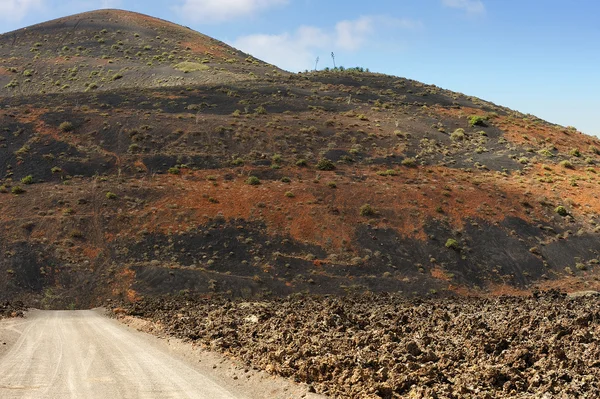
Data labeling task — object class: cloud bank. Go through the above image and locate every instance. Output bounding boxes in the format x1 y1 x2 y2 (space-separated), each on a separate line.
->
174 0 288 23
233 16 421 71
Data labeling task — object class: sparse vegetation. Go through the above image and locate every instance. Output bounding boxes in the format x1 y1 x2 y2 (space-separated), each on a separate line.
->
359 204 377 217
468 115 487 127
316 158 335 171
11 186 25 195
555 206 568 216
247 176 260 185
59 122 74 132
445 239 460 250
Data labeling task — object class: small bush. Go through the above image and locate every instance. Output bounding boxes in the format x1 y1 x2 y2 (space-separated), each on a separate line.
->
59 122 73 132
111 73 123 81
167 167 180 175
359 204 377 217
575 262 587 271
105 192 117 200
445 239 460 250
295 159 307 167
450 128 465 141
401 158 417 167
560 160 574 169
21 175 33 184
51 166 62 174
468 115 487 127
377 169 398 176
316 158 335 171
247 176 260 185
11 186 25 195
569 148 581 157
537 149 554 158
555 206 568 216
174 62 209 73
285 191 295 198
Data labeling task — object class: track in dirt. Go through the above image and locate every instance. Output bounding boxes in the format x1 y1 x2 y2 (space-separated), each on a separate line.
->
0 310 245 399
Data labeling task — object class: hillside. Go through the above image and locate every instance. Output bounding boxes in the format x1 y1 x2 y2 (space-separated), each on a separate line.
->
1 10 600 308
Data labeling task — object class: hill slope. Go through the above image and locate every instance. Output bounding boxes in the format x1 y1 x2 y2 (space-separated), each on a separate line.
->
1 10 600 308
0 9 280 96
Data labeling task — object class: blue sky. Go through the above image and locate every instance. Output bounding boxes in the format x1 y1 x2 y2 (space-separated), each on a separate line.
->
2 0 600 136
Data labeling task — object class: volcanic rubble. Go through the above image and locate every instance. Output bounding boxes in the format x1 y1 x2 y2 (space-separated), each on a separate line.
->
111 291 600 398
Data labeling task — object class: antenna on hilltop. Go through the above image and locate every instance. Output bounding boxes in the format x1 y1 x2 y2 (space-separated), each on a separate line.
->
314 56 319 71
331 52 336 69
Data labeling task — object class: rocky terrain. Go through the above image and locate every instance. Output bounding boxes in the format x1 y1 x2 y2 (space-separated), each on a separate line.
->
1 10 600 307
0 301 26 319
112 291 600 398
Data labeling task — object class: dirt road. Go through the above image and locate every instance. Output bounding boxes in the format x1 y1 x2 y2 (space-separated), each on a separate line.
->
0 310 248 399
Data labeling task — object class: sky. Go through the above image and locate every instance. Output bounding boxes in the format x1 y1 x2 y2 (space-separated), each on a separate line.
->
2 0 600 136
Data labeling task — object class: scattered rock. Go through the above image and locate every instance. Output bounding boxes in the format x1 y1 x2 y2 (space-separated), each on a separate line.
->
110 290 600 398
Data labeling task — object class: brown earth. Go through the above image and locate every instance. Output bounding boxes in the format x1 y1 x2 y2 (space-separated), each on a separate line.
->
111 291 600 398
1 10 600 307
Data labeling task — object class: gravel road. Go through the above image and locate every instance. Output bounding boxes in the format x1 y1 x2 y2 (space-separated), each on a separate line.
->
0 310 248 399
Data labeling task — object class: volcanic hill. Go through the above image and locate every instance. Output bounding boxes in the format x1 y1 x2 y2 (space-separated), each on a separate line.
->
1 9 600 308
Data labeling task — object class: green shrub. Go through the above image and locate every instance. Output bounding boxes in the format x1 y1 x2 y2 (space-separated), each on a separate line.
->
285 191 295 198
295 159 307 167
537 149 554 158
316 158 335 171
21 175 33 184
555 206 568 216
359 204 377 217
59 122 73 132
11 186 24 195
174 62 209 72
575 262 587 271
445 238 460 250
468 115 487 127
377 169 398 176
450 128 465 141
401 158 417 167
569 148 581 157
51 166 62 174
111 73 123 81
167 167 180 175
105 192 117 200
247 176 260 185
560 160 574 169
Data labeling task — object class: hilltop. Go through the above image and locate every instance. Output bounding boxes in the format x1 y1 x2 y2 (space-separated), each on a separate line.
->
0 9 279 96
1 10 600 308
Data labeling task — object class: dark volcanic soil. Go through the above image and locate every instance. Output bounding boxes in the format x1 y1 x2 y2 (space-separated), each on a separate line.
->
113 291 600 398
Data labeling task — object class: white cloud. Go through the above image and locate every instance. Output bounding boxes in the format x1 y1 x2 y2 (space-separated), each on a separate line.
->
232 16 421 72
442 0 485 15
0 0 44 21
335 17 373 51
174 0 288 23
